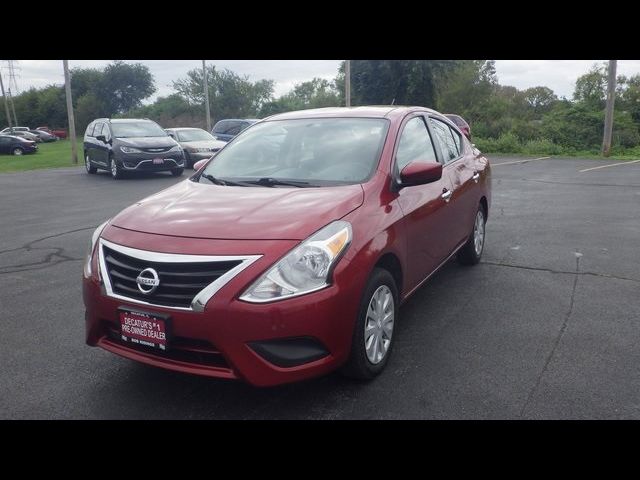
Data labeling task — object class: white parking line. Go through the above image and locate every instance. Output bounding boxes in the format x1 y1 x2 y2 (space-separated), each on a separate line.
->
492 156 551 166
579 159 640 173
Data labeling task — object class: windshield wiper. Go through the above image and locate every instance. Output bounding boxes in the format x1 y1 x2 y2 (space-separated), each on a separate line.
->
200 174 246 186
242 177 313 188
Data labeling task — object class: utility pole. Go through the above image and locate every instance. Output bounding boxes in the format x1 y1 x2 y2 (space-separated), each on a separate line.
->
7 88 17 125
345 60 351 107
203 60 212 132
602 60 617 157
63 60 78 164
0 69 13 132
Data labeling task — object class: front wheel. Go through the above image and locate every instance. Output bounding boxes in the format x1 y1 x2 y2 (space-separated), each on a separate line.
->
341 268 399 380
457 204 486 265
12 147 24 156
109 157 122 180
171 168 184 177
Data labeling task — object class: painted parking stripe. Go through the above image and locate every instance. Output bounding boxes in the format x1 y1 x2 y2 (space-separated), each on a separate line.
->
579 159 640 173
492 156 551 166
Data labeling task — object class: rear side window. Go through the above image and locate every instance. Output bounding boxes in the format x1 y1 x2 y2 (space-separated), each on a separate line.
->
430 118 460 163
395 116 438 171
449 125 462 154
93 123 104 137
213 120 243 135
86 122 95 137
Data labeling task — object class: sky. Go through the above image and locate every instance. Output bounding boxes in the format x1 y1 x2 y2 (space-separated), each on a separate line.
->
4 60 640 103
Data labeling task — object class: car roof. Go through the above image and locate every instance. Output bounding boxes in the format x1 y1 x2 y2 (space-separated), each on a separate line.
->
264 106 439 122
165 127 206 131
214 118 259 123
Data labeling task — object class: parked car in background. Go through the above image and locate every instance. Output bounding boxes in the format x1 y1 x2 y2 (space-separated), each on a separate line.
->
36 126 68 139
29 129 58 142
211 118 259 142
0 135 38 155
165 127 227 168
444 114 471 139
0 129 41 142
83 106 491 386
83 118 185 179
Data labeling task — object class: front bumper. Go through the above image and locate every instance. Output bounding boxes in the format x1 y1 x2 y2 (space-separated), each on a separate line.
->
116 151 185 172
83 231 368 387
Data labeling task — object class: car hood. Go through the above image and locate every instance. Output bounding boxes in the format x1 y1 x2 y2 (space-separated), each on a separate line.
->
181 140 226 150
111 180 364 240
116 136 177 148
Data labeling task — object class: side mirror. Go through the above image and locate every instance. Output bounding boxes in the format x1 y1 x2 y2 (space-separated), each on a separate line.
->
399 161 442 187
193 159 208 171
96 135 106 143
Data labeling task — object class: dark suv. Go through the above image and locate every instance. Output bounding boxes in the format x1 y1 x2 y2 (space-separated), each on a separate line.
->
83 118 185 179
211 118 259 142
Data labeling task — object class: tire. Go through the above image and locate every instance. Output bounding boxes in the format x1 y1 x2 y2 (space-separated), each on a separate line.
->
109 157 123 180
457 204 486 265
171 168 184 177
12 147 24 156
341 268 399 380
85 153 97 174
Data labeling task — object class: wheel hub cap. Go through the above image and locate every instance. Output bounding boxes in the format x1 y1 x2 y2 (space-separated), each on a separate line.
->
364 285 394 364
474 210 485 255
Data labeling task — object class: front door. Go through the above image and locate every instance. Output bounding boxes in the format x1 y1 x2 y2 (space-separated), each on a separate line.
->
394 115 458 292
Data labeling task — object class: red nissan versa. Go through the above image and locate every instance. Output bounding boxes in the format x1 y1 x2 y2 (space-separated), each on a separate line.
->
83 106 491 386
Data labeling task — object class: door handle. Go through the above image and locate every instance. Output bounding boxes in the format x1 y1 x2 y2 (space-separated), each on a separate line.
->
441 189 452 203
472 171 480 183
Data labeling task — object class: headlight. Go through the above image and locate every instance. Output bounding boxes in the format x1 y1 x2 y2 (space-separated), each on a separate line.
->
240 221 352 303
120 146 142 154
84 220 109 278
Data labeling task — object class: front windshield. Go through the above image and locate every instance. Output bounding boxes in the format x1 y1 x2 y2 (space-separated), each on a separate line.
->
111 121 167 138
177 129 215 142
199 118 389 186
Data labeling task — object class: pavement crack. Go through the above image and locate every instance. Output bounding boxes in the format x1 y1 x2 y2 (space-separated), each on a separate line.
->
0 226 94 274
481 260 640 284
0 225 97 255
519 255 581 418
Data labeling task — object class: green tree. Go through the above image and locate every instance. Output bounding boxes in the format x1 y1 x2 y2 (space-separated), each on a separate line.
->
99 61 156 114
349 60 459 107
523 86 558 115
172 66 274 121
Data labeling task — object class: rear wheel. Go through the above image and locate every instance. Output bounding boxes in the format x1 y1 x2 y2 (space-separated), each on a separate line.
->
12 147 24 156
85 153 97 174
341 268 398 380
457 204 486 265
171 168 184 177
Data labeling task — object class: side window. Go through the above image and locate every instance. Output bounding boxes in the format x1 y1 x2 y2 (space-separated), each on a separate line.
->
430 118 459 163
395 116 438 171
102 124 111 141
0 137 9 144
93 123 104 137
449 125 462 154
86 122 95 137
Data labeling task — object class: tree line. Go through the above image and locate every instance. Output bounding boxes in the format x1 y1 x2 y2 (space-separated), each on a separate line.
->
1 60 639 156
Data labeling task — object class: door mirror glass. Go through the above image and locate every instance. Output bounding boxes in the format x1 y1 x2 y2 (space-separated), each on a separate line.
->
96 135 106 143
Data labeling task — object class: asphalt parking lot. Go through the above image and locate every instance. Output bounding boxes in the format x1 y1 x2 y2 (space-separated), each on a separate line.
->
1 157 639 419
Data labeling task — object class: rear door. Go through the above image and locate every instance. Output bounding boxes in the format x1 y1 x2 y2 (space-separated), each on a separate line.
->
428 116 477 246
0 136 11 153
394 114 456 291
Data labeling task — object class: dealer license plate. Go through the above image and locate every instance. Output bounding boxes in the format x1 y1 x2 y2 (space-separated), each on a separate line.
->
119 308 169 351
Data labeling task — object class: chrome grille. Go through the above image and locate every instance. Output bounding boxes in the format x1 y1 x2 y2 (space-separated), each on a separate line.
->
99 239 261 311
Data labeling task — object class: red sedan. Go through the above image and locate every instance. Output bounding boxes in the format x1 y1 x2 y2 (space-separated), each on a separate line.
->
83 106 491 386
